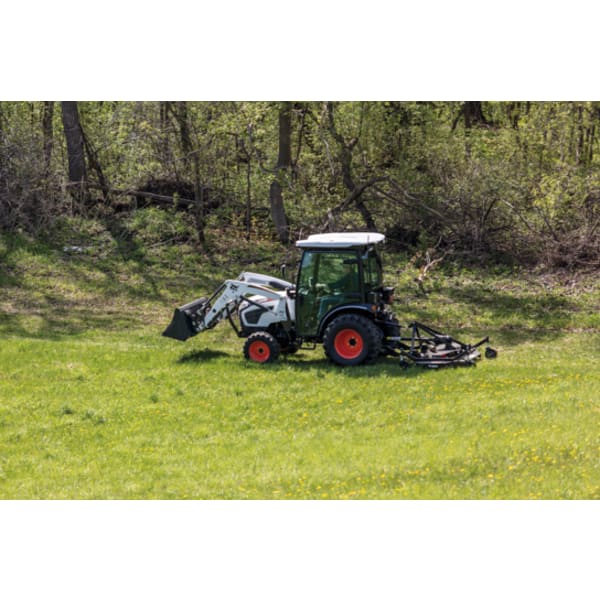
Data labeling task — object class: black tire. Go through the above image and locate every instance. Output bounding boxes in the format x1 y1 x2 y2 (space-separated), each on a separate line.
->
243 331 280 364
323 313 382 366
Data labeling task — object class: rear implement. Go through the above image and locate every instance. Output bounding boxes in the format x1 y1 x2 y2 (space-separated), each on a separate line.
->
395 322 496 368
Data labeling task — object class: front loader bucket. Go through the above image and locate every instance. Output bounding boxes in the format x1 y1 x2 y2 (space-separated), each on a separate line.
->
162 297 208 341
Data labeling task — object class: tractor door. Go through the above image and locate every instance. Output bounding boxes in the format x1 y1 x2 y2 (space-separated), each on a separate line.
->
295 249 362 337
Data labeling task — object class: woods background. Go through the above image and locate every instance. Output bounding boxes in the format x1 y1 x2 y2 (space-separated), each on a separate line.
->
1 100 599 269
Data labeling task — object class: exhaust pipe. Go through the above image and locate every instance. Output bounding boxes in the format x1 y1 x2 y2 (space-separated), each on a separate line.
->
162 297 208 341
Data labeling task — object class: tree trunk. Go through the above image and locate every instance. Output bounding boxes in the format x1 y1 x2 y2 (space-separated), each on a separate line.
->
61 101 87 198
270 102 291 244
277 103 292 168
269 179 288 243
0 105 3 179
82 130 110 201
159 101 170 131
193 153 206 245
324 101 376 231
245 160 252 241
452 101 490 130
175 101 192 167
42 101 54 174
464 101 489 128
158 101 175 174
356 198 377 230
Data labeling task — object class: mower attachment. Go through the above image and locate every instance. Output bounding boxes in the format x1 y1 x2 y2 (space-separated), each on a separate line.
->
162 297 208 341
397 322 496 368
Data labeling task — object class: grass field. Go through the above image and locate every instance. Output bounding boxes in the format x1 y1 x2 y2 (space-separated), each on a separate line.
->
1 223 599 499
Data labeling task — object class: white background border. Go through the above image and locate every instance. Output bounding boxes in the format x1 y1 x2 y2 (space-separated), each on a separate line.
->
2 2 598 597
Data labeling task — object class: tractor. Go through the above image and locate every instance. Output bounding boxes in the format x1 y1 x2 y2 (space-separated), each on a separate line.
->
163 232 495 368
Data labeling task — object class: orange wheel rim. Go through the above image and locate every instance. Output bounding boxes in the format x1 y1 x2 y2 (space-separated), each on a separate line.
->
333 328 363 360
249 340 270 362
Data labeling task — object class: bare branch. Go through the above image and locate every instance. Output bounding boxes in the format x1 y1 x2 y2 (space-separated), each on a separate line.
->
320 176 387 231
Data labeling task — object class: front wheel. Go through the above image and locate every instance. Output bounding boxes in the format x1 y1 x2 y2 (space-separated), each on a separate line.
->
323 314 382 366
243 331 280 364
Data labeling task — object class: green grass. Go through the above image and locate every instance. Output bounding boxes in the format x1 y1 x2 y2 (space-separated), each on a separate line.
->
1 223 599 499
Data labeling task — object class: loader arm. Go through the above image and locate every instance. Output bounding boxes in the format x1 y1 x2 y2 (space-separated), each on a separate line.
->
163 279 288 341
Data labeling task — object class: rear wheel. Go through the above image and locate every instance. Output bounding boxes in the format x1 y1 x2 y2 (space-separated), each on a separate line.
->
323 314 382 366
243 331 280 364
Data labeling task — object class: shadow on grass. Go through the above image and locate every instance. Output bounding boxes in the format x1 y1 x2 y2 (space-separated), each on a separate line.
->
177 348 231 363
0 307 140 341
0 230 220 340
401 280 584 346
261 353 441 378
2 232 593 348
168 345 436 378
448 281 576 322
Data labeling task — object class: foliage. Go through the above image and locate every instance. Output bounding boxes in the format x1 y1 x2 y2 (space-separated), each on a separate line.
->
127 207 195 246
1 101 600 268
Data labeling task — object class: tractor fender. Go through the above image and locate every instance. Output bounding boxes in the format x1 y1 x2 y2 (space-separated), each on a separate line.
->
317 304 377 340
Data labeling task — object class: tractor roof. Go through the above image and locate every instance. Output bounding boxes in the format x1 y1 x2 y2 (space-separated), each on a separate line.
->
296 232 385 249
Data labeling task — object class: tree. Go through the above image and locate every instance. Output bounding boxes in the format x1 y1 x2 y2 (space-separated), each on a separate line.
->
321 102 380 230
269 102 291 244
451 101 491 130
41 101 54 174
0 100 598 268
61 101 87 199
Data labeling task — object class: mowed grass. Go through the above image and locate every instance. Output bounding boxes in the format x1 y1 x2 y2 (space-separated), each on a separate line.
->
1 227 599 499
1 328 599 499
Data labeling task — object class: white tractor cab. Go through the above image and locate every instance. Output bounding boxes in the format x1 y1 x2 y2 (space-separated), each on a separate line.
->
163 232 495 368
